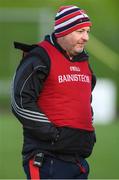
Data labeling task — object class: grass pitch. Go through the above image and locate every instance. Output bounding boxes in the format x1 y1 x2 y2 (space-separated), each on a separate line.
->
0 113 119 179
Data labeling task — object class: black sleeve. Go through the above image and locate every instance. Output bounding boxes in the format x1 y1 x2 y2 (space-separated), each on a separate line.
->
11 46 59 141
92 74 96 91
87 62 96 91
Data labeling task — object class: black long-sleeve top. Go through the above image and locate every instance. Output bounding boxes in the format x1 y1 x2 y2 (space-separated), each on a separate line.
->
11 33 96 163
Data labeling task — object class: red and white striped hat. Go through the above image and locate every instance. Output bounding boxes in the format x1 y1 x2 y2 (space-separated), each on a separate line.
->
54 5 92 38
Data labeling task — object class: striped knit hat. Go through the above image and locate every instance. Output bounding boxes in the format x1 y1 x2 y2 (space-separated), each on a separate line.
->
54 5 92 38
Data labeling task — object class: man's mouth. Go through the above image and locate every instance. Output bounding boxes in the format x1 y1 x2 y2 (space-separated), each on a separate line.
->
77 43 85 46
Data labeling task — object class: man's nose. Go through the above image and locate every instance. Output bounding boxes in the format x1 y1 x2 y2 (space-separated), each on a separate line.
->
82 32 89 41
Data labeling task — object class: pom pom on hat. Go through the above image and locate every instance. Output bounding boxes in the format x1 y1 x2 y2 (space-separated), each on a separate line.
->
54 5 92 38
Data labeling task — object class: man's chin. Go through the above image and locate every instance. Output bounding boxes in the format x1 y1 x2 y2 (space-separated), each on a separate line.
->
76 48 84 53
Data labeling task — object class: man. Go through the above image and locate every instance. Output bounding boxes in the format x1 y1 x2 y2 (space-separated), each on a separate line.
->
11 5 96 179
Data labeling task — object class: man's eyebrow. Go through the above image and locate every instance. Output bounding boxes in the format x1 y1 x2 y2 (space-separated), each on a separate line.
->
76 28 90 32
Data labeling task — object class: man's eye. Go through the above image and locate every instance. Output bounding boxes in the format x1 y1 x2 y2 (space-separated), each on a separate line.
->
77 30 83 33
87 30 90 33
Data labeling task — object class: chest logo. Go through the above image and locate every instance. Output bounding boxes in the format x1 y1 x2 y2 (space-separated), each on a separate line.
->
70 66 80 72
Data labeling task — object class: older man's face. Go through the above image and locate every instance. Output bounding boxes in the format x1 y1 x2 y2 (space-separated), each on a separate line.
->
60 26 90 56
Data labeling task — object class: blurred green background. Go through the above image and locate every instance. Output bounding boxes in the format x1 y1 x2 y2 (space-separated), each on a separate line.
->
0 0 119 179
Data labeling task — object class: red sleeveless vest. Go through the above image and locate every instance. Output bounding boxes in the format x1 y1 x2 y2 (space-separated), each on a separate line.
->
37 41 94 131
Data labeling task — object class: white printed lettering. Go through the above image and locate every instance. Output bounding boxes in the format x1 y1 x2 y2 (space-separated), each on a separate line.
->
58 74 90 83
70 66 80 72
